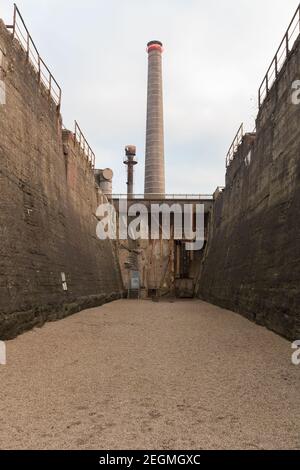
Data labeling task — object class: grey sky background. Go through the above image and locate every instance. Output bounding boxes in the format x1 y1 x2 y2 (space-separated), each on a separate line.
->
1 0 299 194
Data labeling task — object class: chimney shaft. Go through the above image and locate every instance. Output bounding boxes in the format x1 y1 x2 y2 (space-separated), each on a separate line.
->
144 40 165 196
124 145 137 196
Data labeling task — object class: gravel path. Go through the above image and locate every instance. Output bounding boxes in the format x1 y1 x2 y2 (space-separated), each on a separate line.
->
0 299 299 450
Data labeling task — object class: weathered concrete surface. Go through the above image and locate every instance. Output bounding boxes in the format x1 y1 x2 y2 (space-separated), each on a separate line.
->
198 36 300 340
0 20 123 339
0 300 299 450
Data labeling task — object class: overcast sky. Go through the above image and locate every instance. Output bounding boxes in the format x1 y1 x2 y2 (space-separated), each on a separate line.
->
1 0 299 194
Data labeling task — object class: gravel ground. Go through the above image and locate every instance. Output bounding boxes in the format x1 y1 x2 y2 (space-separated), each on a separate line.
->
0 299 299 450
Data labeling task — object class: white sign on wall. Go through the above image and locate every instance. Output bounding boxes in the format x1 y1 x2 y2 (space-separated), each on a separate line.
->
0 80 5 105
0 48 6 106
61 272 68 291
0 341 6 365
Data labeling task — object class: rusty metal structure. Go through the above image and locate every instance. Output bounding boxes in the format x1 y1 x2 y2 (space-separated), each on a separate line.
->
94 168 113 195
259 3 300 107
6 4 61 109
111 193 214 200
144 40 165 196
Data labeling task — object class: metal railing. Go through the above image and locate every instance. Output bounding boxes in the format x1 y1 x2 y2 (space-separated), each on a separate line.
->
74 121 96 168
259 3 300 108
226 123 244 168
110 194 214 200
6 4 61 109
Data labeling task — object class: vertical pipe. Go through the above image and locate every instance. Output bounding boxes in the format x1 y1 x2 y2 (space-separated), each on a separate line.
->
124 146 137 197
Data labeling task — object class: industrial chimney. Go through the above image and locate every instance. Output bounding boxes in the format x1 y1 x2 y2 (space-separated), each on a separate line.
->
144 40 165 197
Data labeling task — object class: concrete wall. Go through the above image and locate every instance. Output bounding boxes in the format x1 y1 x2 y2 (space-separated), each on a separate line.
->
198 37 300 340
0 21 123 339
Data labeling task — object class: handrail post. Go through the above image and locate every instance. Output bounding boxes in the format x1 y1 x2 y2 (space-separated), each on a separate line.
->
49 75 52 99
26 33 30 60
58 88 62 111
74 121 77 146
38 56 41 83
12 4 16 38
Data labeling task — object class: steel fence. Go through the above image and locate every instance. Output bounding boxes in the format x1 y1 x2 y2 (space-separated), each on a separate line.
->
6 4 61 109
74 121 96 168
259 3 300 107
225 123 244 168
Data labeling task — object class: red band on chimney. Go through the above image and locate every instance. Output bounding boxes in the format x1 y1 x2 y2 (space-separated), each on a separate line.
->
147 44 163 53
